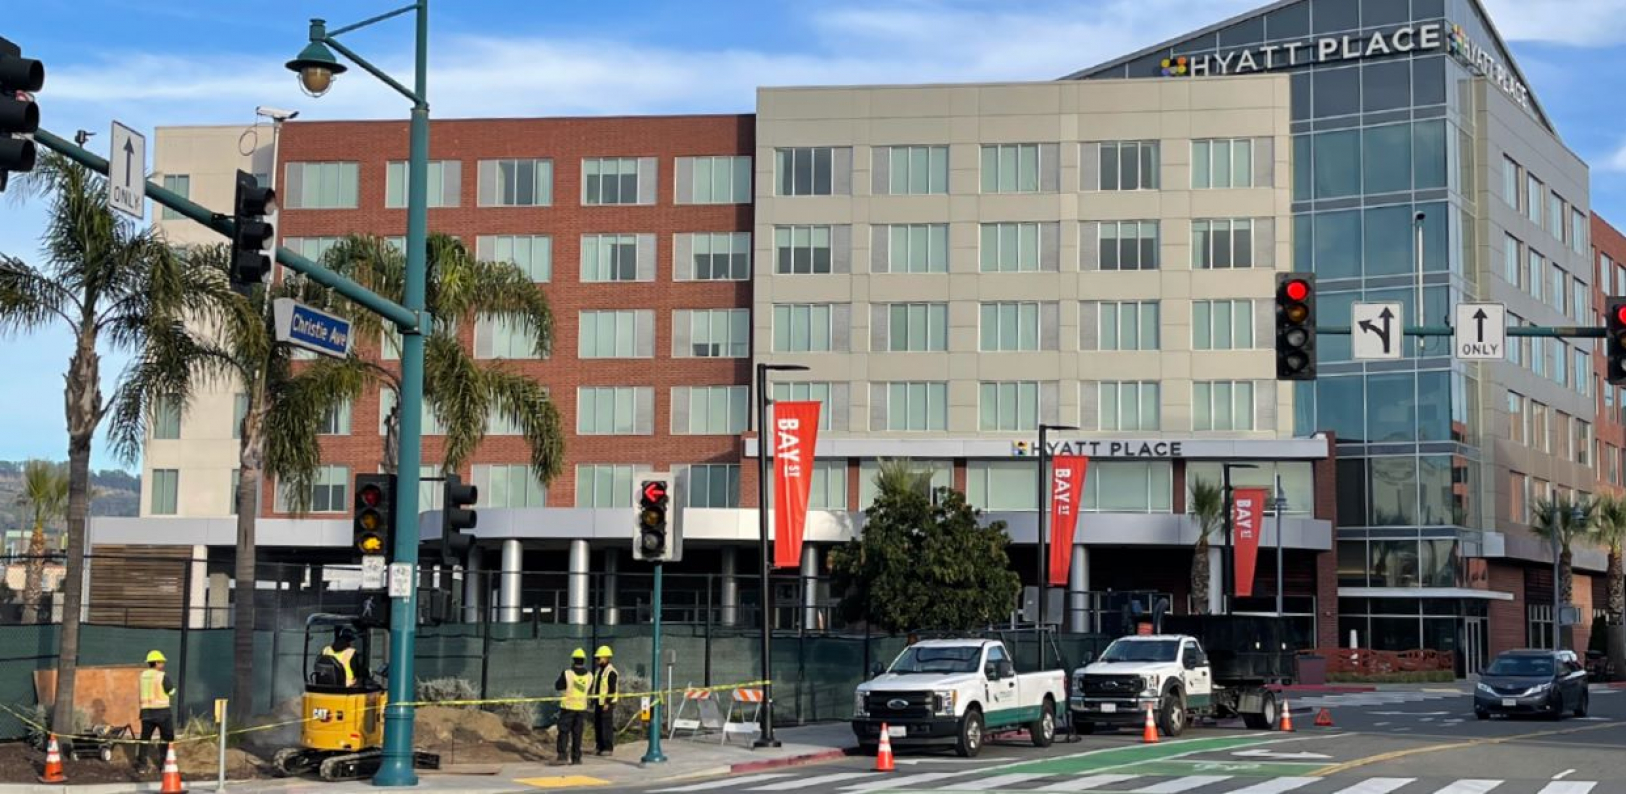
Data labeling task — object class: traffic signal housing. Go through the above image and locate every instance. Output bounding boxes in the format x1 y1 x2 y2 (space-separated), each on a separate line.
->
353 474 395 558
229 169 275 293
1607 298 1626 385
633 476 680 563
1275 273 1317 381
441 474 478 566
0 37 44 193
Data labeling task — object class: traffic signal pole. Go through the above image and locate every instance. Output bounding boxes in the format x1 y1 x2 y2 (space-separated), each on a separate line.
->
642 561 667 764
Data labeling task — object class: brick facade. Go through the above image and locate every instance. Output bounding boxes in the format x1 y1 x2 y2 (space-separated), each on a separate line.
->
1489 560 1527 657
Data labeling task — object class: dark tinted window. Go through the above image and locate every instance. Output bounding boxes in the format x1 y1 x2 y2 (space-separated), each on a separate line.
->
1219 16 1266 46
1367 374 1418 443
1322 378 1367 450
1313 66 1361 118
1362 0 1411 26
1314 209 1363 278
1363 124 1413 194
1266 1 1311 39
1414 120 1447 189
1312 0 1360 33
1413 0 1445 18
1363 60 1412 112
1413 56 1447 105
1365 204 1416 274
1313 130 1362 198
1292 72 1313 121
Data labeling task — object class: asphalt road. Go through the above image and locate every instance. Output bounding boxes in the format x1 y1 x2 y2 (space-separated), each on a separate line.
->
629 685 1626 793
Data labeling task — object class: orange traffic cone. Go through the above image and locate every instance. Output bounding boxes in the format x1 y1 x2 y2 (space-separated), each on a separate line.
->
159 743 186 794
875 723 895 772
1279 698 1295 732
1314 708 1334 728
38 734 66 784
1141 702 1159 743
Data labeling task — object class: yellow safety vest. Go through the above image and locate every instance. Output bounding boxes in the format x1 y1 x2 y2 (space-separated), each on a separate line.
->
322 646 357 687
592 664 618 707
562 670 592 711
139 668 171 710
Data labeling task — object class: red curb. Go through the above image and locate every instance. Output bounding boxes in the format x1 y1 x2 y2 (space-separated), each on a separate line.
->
730 747 854 774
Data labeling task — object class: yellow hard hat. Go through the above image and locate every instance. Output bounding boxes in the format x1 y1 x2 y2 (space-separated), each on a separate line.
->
572 648 587 660
145 650 166 664
595 646 613 659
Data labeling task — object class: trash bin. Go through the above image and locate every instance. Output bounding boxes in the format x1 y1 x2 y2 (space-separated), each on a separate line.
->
1296 654 1327 686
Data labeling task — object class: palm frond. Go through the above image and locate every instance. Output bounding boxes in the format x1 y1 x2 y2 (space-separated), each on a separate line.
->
1188 478 1225 541
1531 494 1597 546
105 317 225 465
19 460 69 528
262 354 376 514
425 331 491 471
1597 494 1626 554
0 255 80 335
480 366 565 484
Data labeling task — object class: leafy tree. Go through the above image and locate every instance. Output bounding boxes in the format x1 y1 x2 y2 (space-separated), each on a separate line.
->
17 460 67 623
1188 478 1223 615
0 153 224 731
829 460 1020 633
1532 493 1596 648
1594 494 1626 675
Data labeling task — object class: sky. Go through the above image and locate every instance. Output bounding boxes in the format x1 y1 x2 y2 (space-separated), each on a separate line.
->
3 0 1626 471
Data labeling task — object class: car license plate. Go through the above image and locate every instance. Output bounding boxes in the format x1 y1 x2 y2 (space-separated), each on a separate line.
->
887 725 906 738
1100 703 1117 713
1502 698 1515 707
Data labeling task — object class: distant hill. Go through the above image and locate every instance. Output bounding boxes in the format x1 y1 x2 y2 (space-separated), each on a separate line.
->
0 461 141 549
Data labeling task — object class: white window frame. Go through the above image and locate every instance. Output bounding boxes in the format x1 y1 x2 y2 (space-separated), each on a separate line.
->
684 464 741 508
885 303 948 352
1098 381 1160 431
774 226 834 275
883 145 948 195
772 304 834 353
684 232 751 281
477 235 552 282
475 314 541 360
1192 299 1256 350
578 309 652 359
1193 381 1256 431
386 160 459 208
681 155 751 204
685 308 750 358
473 464 547 508
677 385 749 435
775 147 837 196
575 464 642 508
582 157 649 206
771 382 837 431
275 465 349 514
318 401 352 436
151 469 179 516
1191 139 1253 189
580 233 643 282
980 302 1041 352
979 381 1041 432
284 162 359 209
980 143 1042 194
1094 301 1159 351
479 158 553 207
1100 221 1159 271
1097 140 1159 191
576 386 652 436
882 382 948 432
883 224 948 273
980 222 1042 272
1192 219 1254 269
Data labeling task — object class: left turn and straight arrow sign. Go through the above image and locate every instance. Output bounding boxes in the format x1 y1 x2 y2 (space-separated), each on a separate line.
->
1351 302 1403 361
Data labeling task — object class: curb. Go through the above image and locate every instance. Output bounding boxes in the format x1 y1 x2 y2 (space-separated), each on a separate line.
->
730 747 854 774
1270 684 1377 694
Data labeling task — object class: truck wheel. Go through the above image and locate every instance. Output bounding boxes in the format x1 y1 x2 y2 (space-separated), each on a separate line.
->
1157 690 1186 738
1242 691 1278 730
955 708 984 758
1030 699 1055 748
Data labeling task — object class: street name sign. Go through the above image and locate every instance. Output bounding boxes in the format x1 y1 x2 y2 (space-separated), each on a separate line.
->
108 121 145 220
273 298 353 358
1351 302 1403 360
1453 302 1506 361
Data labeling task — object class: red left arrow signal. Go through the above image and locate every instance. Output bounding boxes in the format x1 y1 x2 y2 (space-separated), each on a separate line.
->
642 480 667 503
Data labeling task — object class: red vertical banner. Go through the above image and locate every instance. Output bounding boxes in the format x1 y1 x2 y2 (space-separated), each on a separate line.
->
1047 456 1089 587
771 401 822 569
1231 487 1267 599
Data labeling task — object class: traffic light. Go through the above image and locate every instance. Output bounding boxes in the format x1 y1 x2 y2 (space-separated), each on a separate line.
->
0 37 44 193
441 474 477 566
1607 298 1626 385
353 474 395 558
229 169 275 294
1275 273 1317 381
634 476 679 562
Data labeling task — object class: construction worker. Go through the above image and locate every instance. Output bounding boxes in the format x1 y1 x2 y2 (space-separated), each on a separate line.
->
590 646 619 756
137 650 175 772
552 648 591 765
319 629 360 688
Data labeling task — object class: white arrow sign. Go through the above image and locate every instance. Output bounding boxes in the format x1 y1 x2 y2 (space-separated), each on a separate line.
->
1454 302 1506 361
107 121 146 220
1232 749 1332 760
1352 302 1403 360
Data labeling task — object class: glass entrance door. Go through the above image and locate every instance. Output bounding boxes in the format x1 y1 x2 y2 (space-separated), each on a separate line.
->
1464 617 1488 675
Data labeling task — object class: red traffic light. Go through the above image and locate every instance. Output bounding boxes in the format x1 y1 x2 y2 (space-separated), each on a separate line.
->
1615 305 1626 325
1284 279 1310 302
359 484 384 508
641 480 667 504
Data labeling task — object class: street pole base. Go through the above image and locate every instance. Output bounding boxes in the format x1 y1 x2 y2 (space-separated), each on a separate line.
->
752 739 782 749
640 751 668 764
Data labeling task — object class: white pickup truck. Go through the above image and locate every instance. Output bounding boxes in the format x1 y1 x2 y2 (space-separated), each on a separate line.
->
852 639 1067 757
1069 632 1282 737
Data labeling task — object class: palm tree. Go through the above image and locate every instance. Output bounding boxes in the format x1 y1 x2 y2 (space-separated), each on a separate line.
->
1188 479 1223 615
0 153 225 732
870 458 933 505
1594 494 1626 674
17 460 68 623
1532 493 1597 646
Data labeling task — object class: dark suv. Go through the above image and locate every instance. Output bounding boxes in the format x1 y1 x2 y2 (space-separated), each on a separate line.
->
1474 649 1588 720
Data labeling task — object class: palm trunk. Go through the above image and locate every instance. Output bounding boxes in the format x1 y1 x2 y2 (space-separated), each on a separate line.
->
232 389 267 715
381 401 402 475
52 335 99 734
1191 536 1211 615
1560 546 1575 650
1608 548 1624 680
21 518 47 624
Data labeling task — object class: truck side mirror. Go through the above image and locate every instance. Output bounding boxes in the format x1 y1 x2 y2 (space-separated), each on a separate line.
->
985 663 1001 680
870 662 885 678
998 661 1015 679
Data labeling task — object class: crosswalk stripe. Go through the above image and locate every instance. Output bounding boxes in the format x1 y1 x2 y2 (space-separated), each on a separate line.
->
1225 778 1317 794
1033 774 1139 792
1536 784 1597 794
943 773 1055 790
1329 780 1414 794
657 773 792 791
841 772 968 792
1130 777 1231 793
1431 782 1502 794
752 772 880 791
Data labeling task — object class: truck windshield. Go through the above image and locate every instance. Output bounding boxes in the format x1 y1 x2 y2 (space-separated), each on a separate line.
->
1098 639 1179 663
887 646 982 674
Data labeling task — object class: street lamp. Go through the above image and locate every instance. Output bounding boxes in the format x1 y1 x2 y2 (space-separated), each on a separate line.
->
755 362 808 749
286 3 429 786
1271 479 1287 618
1219 463 1258 615
1035 423 1077 670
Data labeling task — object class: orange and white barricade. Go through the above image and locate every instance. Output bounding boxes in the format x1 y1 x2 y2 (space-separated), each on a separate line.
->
669 687 726 741
722 687 765 746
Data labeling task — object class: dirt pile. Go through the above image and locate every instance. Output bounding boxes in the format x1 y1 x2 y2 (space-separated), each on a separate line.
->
172 741 262 779
414 705 557 766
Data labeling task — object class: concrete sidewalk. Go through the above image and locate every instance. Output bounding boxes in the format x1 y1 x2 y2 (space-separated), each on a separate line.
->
0 723 857 794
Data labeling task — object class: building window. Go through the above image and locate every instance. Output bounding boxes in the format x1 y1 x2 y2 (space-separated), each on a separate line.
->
477 235 551 282
882 382 948 432
161 174 189 220
1192 219 1254 269
1510 472 1529 524
478 158 552 207
1602 255 1614 295
576 464 639 508
1549 192 1565 241
881 224 948 273
318 401 352 436
284 162 359 209
585 157 655 205
474 314 540 359
807 460 847 510
1192 299 1256 350
386 160 460 208
580 233 645 282
1532 401 1550 453
1572 209 1588 256
1503 156 1520 209
859 459 951 507
380 389 445 436
1577 419 1593 465
232 393 248 439
1526 174 1543 225
675 385 748 435
577 386 653 435
473 464 546 508
152 395 182 439
772 304 834 352
1530 249 1546 302
881 145 948 195
1082 461 1172 513
1550 266 1567 313
1099 381 1160 431
578 309 653 359
774 226 833 274
1508 314 1524 366
1508 392 1526 445
1505 234 1522 286
283 236 344 263
775 147 839 196
1097 141 1159 191
1576 349 1591 396
980 302 1041 352
979 381 1040 432
681 309 749 358
1193 381 1255 431
228 469 241 515
679 155 751 204
980 222 1044 272
884 303 948 352
682 232 751 281
1100 221 1159 271
1191 139 1253 189
1093 301 1159 351
1573 280 1589 326
684 464 740 508
772 382 837 431
980 143 1045 193
275 465 348 514
151 469 179 516
1556 411 1574 461
1187 462 1314 516
967 462 1040 511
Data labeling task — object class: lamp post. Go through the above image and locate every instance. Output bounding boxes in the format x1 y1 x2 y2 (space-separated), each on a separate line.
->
1035 423 1077 670
286 3 430 786
755 362 808 749
1219 463 1257 615
1272 474 1286 618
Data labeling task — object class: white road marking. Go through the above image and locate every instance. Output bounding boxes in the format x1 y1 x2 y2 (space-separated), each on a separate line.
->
1431 781 1502 794
1032 774 1138 792
943 773 1054 790
1225 778 1317 793
1553 770 1576 780
1130 776 1231 793
1536 783 1596 794
751 772 878 791
840 772 967 792
1329 779 1414 794
1373 722 1391 727
657 773 791 791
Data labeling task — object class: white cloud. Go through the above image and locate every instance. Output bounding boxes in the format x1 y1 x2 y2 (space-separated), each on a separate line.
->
1602 140 1626 172
1480 0 1626 47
